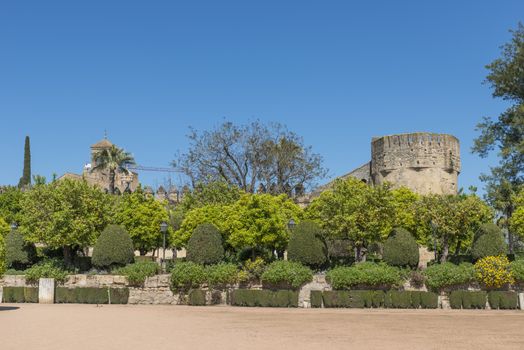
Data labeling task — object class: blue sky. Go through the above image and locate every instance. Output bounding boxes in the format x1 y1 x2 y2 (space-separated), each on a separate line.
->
0 1 522 193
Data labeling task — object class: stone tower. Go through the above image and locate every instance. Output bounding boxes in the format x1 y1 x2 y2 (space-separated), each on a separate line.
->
370 132 460 195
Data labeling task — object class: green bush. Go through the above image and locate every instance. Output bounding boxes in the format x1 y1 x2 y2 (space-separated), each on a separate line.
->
423 262 475 291
25 259 69 284
206 263 239 288
287 221 327 268
2 287 39 303
186 223 224 265
5 229 36 269
310 290 323 308
326 263 404 290
188 289 207 306
385 290 412 308
382 228 419 268
261 261 313 289
322 290 380 308
170 262 207 291
92 225 135 269
449 290 487 309
488 291 518 309
55 287 129 304
230 289 298 307
420 291 439 309
510 259 524 283
472 224 507 260
73 256 92 272
113 261 159 286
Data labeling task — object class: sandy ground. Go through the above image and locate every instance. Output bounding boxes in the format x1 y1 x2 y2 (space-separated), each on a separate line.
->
1 304 523 350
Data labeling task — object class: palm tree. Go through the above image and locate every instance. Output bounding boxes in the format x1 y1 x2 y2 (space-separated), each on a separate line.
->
92 145 136 194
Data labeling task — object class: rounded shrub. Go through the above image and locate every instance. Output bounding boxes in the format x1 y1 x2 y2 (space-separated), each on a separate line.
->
423 262 475 291
261 260 313 289
510 259 524 283
92 225 135 269
326 263 404 290
474 255 514 289
186 223 224 265
287 221 327 268
171 261 207 290
5 229 36 269
472 224 506 260
206 263 239 288
382 228 419 268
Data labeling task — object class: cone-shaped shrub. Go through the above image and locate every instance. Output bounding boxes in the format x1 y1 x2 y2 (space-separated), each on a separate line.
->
382 228 419 268
472 223 506 260
92 225 134 269
287 221 327 268
186 223 224 265
5 229 36 269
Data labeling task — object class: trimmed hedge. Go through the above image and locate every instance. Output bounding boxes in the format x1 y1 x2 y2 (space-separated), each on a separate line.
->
55 287 129 304
449 290 487 309
472 224 507 260
2 287 39 303
186 223 224 265
261 261 313 290
92 225 135 269
310 290 323 308
488 291 519 310
287 221 327 268
230 289 298 307
170 262 207 291
326 263 404 290
382 228 419 268
188 289 207 306
113 261 159 286
321 290 438 309
423 262 475 291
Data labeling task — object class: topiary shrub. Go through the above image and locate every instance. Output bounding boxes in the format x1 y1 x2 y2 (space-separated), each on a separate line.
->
326 263 404 290
170 261 207 291
310 290 323 308
92 225 135 269
472 224 507 260
261 261 313 290
382 228 419 268
230 289 298 307
186 223 224 265
113 261 159 286
287 221 327 268
423 262 475 291
488 291 518 309
55 287 129 304
5 229 36 269
188 289 207 306
206 263 239 288
2 287 39 303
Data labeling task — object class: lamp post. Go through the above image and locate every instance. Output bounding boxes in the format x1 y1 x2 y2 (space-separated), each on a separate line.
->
430 220 438 262
287 219 296 231
10 222 18 230
160 221 168 270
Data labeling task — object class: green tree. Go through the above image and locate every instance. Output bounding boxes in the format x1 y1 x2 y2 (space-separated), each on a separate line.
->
92 225 135 269
391 187 421 241
186 223 224 265
18 136 31 189
0 217 9 275
18 179 113 264
5 228 36 269
510 190 524 241
382 228 419 268
417 194 493 262
92 144 135 194
0 186 23 224
472 23 524 253
307 177 395 262
114 189 170 255
287 221 327 268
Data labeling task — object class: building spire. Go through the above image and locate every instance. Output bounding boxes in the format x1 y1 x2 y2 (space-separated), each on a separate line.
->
104 129 108 140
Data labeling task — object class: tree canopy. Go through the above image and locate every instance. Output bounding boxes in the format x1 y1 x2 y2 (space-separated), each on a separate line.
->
92 144 135 194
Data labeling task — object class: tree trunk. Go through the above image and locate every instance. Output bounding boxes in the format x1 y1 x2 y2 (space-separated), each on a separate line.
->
355 245 362 262
109 169 115 194
63 246 73 266
440 236 449 263
139 249 147 256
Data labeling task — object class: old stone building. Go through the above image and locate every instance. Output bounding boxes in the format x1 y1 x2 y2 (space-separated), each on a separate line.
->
59 138 139 193
299 132 461 206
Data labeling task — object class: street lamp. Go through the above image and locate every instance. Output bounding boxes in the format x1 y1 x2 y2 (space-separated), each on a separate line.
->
160 221 169 265
10 222 18 230
430 220 438 262
287 219 296 231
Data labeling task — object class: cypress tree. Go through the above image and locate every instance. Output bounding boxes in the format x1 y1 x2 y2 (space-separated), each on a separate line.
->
18 136 31 188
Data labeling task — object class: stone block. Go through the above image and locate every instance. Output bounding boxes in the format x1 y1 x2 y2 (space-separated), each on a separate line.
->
39 278 55 304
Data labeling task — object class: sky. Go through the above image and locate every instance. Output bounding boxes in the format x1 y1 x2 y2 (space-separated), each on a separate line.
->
0 1 523 193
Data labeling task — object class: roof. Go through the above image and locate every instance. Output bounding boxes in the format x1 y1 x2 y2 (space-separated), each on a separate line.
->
91 138 113 149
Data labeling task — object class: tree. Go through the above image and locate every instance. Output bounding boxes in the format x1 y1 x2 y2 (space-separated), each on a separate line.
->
306 177 395 262
0 186 23 224
391 187 421 241
18 179 113 264
510 189 524 241
471 224 507 260
417 194 493 262
113 188 171 255
5 228 36 269
382 228 419 268
92 225 135 269
92 145 135 194
472 23 524 253
287 221 327 268
174 121 327 195
18 136 31 189
186 223 224 265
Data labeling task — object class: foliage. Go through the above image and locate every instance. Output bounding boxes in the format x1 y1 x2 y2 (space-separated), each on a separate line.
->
510 259 524 283
382 228 419 268
310 290 323 308
409 270 425 289
449 290 487 309
471 225 507 260
55 287 129 304
260 260 313 289
326 263 404 290
113 261 159 286
240 257 266 282
24 259 69 284
5 229 36 269
206 263 239 288
287 221 327 268
174 120 327 195
488 291 519 309
91 144 135 194
0 186 23 224
176 181 243 214
319 290 438 309
170 262 207 290
230 289 299 307
18 179 113 262
474 255 514 288
307 177 395 261
187 289 207 306
510 189 524 240
390 187 421 241
423 262 476 290
113 188 171 255
92 225 135 269
18 136 31 188
2 287 39 303
417 193 493 262
186 223 224 265
0 227 4 277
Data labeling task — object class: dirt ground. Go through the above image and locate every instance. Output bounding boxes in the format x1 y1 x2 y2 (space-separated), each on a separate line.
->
1 304 523 350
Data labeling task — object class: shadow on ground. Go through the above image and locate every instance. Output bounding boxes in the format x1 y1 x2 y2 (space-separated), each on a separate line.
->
0 306 20 311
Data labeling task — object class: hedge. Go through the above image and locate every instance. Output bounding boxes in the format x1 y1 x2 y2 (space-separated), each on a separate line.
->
2 287 39 303
321 290 438 309
55 287 129 304
487 291 519 310
310 290 323 308
326 263 403 290
449 290 487 309
230 289 298 307
187 289 207 306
